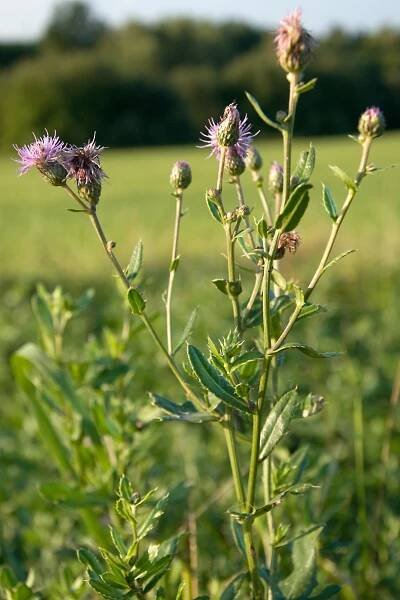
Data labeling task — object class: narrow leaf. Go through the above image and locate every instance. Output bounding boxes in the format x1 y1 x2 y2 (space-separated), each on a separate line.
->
329 165 356 191
268 343 341 359
296 78 318 94
173 308 198 356
276 183 312 232
126 240 143 282
321 249 357 275
280 527 323 599
245 91 281 131
322 184 338 221
206 197 222 223
187 345 251 414
259 388 301 461
127 288 146 315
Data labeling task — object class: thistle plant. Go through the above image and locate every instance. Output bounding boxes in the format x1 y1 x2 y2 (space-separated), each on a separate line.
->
11 9 390 600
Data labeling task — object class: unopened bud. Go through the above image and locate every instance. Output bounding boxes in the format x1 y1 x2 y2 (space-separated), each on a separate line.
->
225 210 237 223
358 107 386 141
236 205 251 218
39 162 67 187
217 103 240 147
275 10 315 74
206 188 221 205
170 160 192 190
225 148 246 177
78 180 102 205
245 146 263 171
268 161 284 194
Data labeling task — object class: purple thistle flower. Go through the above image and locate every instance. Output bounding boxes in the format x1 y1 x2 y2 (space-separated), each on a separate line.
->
275 9 315 74
63 134 106 185
14 131 66 175
199 103 255 160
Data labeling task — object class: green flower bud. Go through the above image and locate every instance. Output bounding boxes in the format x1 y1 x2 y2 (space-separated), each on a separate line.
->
268 161 284 194
170 160 192 190
245 146 263 171
225 149 246 177
39 162 67 187
216 103 240 147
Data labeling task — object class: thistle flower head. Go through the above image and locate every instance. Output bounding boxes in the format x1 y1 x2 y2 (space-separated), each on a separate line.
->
268 161 284 194
14 131 67 185
199 103 255 160
225 147 246 177
245 145 263 172
276 231 301 258
63 134 106 186
170 160 192 191
358 107 386 140
275 9 315 74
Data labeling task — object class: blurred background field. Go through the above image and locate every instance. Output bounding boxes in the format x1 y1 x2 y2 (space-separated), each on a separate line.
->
1 2 400 599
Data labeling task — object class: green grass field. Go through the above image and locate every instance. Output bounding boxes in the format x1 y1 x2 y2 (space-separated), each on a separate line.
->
1 132 399 285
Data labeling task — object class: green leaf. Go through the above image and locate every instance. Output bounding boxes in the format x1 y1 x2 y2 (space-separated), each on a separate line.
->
259 389 301 461
88 578 124 599
309 584 341 599
293 144 315 183
39 482 109 508
279 527 323 599
126 239 143 283
271 269 288 291
296 78 318 94
206 197 222 223
229 351 263 376
127 287 146 315
31 290 54 352
257 218 270 239
268 343 341 359
329 165 356 191
173 307 198 356
220 573 247 600
322 184 338 221
150 393 217 423
321 249 357 275
169 256 180 272
212 278 228 295
293 284 304 308
276 183 312 232
297 303 326 322
245 91 281 131
187 345 251 414
77 548 104 575
0 565 18 589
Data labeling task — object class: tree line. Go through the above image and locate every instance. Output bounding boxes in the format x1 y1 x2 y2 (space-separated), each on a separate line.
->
0 1 399 148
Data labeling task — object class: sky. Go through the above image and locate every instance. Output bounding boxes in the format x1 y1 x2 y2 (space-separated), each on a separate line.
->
2 0 400 41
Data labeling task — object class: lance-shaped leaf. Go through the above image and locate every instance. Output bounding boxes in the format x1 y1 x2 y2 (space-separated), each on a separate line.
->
329 165 356 191
126 240 143 283
322 184 338 221
292 144 315 183
206 196 223 223
259 388 301 461
276 183 312 232
245 91 281 131
321 249 357 275
229 350 264 374
296 78 318 95
297 303 326 322
187 345 252 413
173 307 198 356
150 393 217 424
279 527 323 599
268 343 341 359
220 572 247 600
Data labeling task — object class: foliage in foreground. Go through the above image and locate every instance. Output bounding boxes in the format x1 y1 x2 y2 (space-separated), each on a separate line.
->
1 8 398 600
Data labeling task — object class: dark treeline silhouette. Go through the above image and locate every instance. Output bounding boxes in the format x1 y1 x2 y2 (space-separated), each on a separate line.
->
0 1 399 148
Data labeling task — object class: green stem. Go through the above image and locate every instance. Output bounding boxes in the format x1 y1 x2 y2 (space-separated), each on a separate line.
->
234 176 256 248
166 191 183 354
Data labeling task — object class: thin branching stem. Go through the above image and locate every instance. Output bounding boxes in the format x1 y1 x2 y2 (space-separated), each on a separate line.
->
166 191 183 354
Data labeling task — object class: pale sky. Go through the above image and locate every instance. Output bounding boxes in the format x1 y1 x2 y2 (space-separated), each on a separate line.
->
2 0 400 41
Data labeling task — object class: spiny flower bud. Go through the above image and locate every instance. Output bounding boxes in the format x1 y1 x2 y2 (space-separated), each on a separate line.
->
78 180 102 206
268 161 284 194
275 231 301 259
170 160 192 190
225 210 238 223
275 9 315 74
205 187 221 204
358 107 386 141
245 146 263 171
225 148 246 177
217 103 240 147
